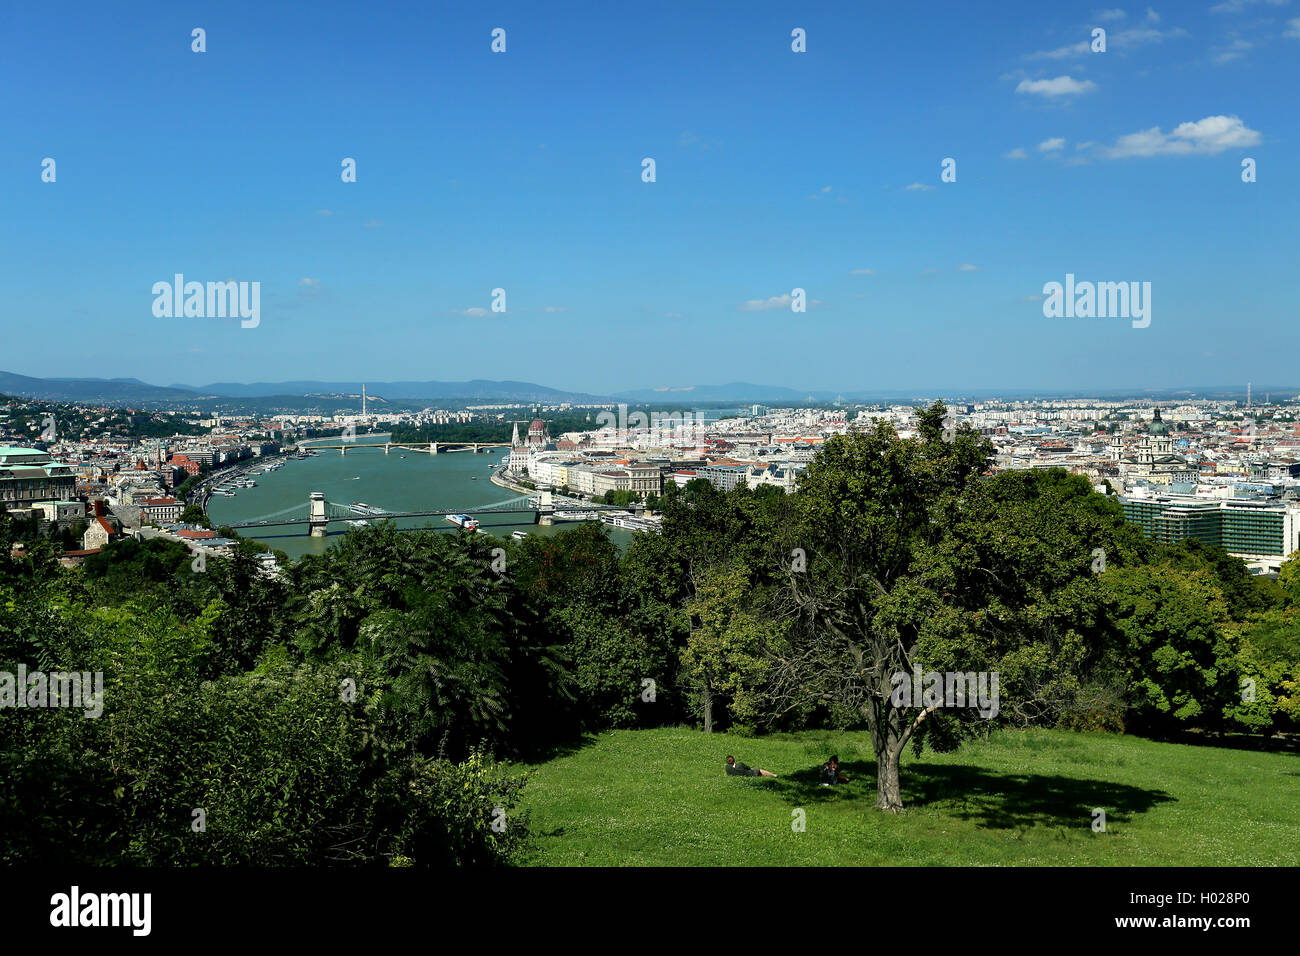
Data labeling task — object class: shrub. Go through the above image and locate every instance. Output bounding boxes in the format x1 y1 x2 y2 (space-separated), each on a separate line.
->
389 750 530 866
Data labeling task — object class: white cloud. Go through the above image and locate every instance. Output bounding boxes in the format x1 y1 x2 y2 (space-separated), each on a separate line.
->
363 219 383 229
1038 137 1067 151
1016 75 1098 96
1025 24 1186 59
664 312 684 319
1002 147 1030 159
541 306 567 313
1112 25 1189 47
1211 0 1288 13
849 268 876 275
1026 39 1092 59
1101 114 1261 158
1285 16 1300 36
904 182 935 191
958 264 979 272
740 295 794 311
1097 8 1127 20
315 209 333 216
740 294 823 311
298 277 320 288
1145 6 1160 22
1212 37 1254 63
455 307 490 318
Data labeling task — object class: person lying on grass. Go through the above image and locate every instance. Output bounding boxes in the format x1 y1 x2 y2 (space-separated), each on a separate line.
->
725 755 776 777
819 755 850 786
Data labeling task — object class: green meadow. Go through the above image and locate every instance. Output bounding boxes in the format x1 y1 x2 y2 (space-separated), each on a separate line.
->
519 727 1300 866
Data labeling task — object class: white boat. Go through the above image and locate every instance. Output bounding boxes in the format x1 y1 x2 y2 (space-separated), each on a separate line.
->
511 530 529 540
347 519 369 528
446 514 480 531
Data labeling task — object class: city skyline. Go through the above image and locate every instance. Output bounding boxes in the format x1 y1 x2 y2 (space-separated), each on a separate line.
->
3 0 1296 393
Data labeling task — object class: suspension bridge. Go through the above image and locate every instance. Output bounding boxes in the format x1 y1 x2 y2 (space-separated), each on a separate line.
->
222 491 639 535
307 441 512 455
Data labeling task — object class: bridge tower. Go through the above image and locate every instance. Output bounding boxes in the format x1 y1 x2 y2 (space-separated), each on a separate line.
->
308 492 329 537
536 490 554 526
429 442 438 455
340 445 346 455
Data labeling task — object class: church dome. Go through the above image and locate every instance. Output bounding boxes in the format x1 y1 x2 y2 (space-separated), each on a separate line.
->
1148 408 1170 436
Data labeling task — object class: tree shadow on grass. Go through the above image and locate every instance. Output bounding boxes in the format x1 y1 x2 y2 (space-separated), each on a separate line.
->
768 758 1174 830
516 732 601 764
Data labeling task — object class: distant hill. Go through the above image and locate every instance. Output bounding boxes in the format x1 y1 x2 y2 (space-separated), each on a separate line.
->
613 382 829 403
3 370 1288 409
0 371 200 404
177 379 609 402
0 371 607 406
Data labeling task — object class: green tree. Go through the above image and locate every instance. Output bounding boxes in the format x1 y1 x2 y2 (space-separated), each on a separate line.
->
180 504 209 527
1100 565 1234 732
681 563 775 732
769 404 1134 811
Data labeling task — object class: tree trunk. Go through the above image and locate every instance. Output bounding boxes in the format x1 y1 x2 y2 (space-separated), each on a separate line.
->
703 688 714 734
875 745 903 812
865 692 907 812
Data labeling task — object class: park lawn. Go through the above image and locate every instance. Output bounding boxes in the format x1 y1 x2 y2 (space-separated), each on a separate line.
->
517 726 1300 866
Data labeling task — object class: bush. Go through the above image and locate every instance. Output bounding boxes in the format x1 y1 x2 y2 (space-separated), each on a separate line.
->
1054 684 1127 733
389 750 530 866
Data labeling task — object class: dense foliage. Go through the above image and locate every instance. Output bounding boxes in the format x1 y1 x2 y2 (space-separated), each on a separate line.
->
2 400 1297 859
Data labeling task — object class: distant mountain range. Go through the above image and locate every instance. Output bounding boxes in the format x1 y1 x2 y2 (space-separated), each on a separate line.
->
613 382 824 403
0 372 607 406
1 372 200 404
170 379 609 402
0 370 1285 409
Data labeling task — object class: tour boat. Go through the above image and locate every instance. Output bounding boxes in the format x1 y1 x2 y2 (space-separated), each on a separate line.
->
446 514 479 530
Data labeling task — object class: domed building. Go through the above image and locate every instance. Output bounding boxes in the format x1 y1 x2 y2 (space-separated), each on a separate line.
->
1110 408 1187 481
527 419 548 448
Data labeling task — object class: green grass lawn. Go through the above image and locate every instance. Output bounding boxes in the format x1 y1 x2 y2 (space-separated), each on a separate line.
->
517 727 1300 866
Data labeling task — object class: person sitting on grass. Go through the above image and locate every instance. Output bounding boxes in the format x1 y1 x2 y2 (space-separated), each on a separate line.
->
725 755 776 777
819 755 850 786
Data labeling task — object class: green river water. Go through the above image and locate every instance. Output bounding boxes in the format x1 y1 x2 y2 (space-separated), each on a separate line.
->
204 436 634 559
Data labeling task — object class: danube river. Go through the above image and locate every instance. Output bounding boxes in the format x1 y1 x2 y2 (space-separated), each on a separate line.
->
204 437 634 559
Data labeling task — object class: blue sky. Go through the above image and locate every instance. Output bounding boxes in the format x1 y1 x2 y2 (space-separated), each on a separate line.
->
1 0 1296 396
